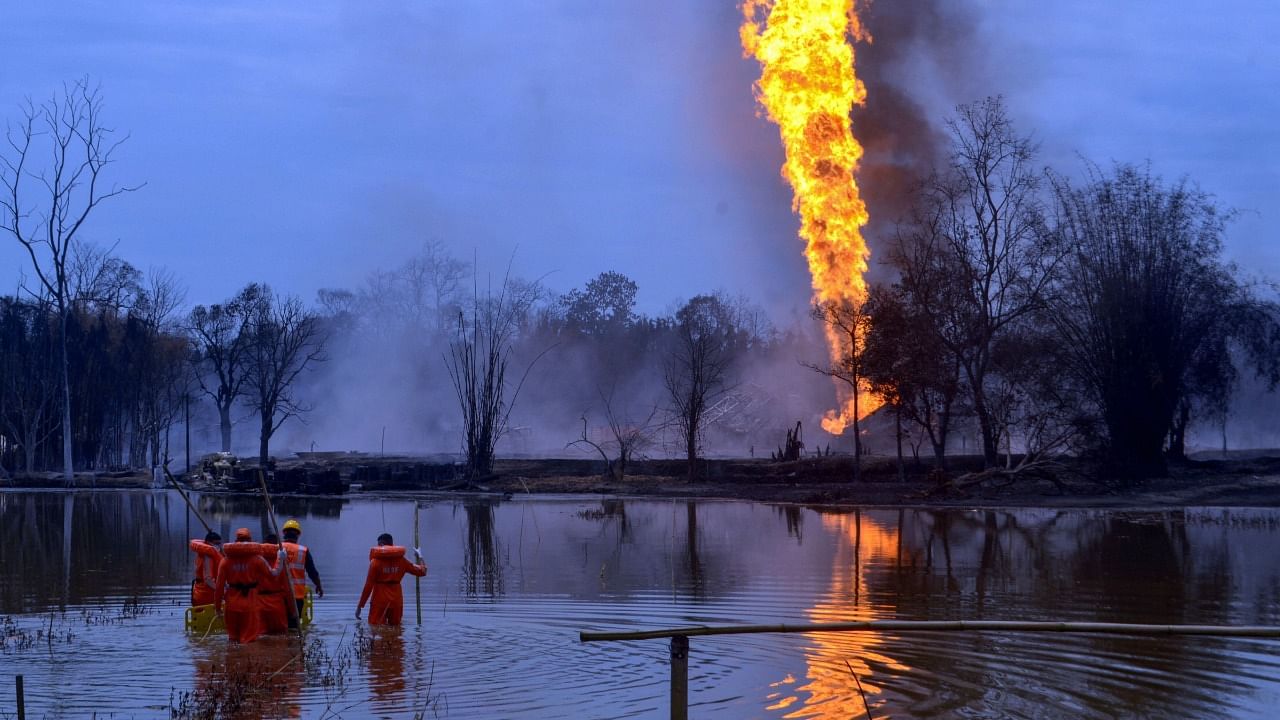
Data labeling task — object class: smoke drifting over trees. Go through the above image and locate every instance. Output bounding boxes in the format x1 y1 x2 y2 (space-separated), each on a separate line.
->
1 75 1278 484
853 0 984 267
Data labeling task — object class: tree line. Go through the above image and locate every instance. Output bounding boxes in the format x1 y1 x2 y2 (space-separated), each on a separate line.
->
3 82 1277 484
835 97 1280 481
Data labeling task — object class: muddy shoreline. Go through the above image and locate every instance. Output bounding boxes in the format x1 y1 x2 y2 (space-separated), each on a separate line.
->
467 455 1280 508
6 453 1280 509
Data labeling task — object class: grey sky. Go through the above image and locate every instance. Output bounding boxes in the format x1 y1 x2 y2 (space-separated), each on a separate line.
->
1 1 1276 318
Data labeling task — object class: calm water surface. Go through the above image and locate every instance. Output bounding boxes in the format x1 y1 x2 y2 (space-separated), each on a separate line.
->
2 490 1280 718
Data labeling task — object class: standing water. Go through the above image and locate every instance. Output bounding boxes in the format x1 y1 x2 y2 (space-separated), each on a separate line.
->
2 490 1280 718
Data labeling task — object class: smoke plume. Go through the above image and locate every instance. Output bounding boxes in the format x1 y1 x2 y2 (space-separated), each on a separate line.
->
852 0 984 276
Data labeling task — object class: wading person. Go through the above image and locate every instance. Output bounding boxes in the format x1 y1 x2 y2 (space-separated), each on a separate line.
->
355 533 426 626
281 519 324 627
214 528 286 644
188 530 223 607
256 533 290 634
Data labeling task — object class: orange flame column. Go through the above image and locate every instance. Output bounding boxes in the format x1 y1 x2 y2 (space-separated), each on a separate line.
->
741 0 878 434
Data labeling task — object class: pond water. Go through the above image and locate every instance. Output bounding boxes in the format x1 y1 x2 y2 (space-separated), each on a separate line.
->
2 490 1280 718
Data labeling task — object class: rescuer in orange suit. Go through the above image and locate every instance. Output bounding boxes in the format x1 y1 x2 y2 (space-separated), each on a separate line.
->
188 530 223 606
214 528 286 644
256 533 291 634
281 519 323 628
355 533 426 626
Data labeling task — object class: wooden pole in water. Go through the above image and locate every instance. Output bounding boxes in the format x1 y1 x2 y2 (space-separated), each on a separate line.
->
257 469 302 637
163 461 212 535
669 635 688 720
414 501 422 626
15 674 24 720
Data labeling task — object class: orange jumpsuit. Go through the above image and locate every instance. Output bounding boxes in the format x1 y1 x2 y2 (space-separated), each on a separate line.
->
189 540 222 606
214 543 284 644
256 544 291 634
358 546 426 626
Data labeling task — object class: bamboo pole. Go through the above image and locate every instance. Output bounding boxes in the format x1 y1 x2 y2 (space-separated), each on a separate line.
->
15 674 24 720
163 462 212 535
580 620 1280 643
414 501 422 626
257 469 302 637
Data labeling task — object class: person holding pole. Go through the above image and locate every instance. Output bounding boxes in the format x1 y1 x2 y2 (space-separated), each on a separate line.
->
256 533 291 634
355 533 426 626
280 519 323 627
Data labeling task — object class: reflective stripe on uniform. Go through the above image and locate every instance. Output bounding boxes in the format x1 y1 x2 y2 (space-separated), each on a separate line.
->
285 543 308 598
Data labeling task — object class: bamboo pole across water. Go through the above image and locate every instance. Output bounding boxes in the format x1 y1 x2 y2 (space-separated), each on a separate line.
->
580 620 1280 643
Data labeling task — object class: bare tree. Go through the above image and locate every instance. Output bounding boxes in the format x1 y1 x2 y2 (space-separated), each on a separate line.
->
403 239 469 334
568 385 658 482
808 299 872 481
445 269 546 478
664 294 737 483
131 269 188 469
188 283 264 452
892 97 1058 468
861 284 963 471
0 79 142 481
243 293 327 466
69 239 142 314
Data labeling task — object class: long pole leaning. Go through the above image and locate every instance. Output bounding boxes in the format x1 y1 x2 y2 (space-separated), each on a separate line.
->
257 469 302 638
414 501 422 626
163 461 212 535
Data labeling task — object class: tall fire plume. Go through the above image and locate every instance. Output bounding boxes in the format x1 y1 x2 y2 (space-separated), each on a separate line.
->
741 0 881 434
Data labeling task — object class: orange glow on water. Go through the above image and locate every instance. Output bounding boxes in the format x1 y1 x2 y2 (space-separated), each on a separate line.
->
768 512 908 718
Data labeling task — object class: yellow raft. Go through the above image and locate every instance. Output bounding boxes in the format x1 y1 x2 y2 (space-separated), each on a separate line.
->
185 588 314 634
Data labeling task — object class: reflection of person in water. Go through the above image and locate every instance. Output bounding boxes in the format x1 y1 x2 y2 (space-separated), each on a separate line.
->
254 637 305 718
188 640 304 718
364 626 408 713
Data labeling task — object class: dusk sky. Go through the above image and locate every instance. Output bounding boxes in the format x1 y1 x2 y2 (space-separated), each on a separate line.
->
2 1 1276 320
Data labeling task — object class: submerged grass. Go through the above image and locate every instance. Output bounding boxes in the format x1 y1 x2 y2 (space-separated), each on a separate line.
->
2 596 158 653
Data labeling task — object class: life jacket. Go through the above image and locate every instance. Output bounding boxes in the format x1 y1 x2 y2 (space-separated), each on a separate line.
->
282 542 309 599
222 543 267 595
369 545 406 560
189 539 222 584
368 545 410 584
223 541 266 559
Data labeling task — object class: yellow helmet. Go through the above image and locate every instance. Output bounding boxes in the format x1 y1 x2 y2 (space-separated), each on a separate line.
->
282 519 302 533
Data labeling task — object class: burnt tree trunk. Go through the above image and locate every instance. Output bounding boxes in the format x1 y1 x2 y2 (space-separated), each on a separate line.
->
218 403 233 453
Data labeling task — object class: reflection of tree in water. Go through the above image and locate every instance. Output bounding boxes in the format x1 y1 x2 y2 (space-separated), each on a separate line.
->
775 505 803 544
683 502 703 597
1062 511 1236 718
599 499 629 543
0 491 185 613
866 509 1252 719
195 493 347 519
463 501 504 598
